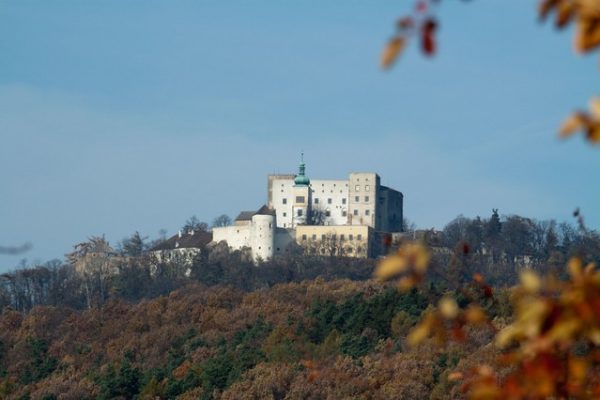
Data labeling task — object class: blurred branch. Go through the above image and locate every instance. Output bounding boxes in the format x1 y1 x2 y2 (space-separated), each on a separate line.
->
0 243 32 255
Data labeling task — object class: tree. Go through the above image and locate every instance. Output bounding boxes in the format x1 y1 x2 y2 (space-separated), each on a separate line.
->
65 235 116 309
307 206 328 226
119 231 148 257
380 0 600 144
212 214 232 228
182 216 208 233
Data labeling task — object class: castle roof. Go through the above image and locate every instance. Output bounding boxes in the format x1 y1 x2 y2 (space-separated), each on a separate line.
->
149 230 212 251
235 205 275 221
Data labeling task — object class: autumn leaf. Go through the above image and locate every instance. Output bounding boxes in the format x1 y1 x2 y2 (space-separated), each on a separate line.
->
421 18 438 56
381 36 406 69
559 112 587 138
575 16 600 53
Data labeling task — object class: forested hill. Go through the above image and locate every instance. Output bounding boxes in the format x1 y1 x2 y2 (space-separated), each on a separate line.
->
0 279 508 400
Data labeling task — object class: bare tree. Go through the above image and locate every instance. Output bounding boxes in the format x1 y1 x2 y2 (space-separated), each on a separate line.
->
212 214 232 228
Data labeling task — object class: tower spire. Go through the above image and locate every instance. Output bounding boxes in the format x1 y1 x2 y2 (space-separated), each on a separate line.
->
294 151 310 186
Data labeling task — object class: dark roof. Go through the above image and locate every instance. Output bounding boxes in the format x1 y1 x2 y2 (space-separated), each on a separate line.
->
235 211 256 221
149 230 212 251
256 205 275 216
235 205 275 221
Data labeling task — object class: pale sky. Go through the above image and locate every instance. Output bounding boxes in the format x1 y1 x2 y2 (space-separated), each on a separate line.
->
1 0 599 269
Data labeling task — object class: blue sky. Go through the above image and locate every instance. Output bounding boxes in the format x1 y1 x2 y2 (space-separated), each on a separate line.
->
1 0 599 268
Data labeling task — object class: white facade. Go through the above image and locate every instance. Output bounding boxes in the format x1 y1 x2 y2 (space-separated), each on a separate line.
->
214 160 403 263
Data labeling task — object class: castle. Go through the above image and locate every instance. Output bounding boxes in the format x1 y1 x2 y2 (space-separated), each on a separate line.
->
212 156 404 262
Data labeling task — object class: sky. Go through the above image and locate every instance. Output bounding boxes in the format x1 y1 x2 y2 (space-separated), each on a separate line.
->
1 0 599 269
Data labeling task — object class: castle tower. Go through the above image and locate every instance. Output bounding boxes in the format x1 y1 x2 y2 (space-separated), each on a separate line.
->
250 212 276 261
292 153 311 228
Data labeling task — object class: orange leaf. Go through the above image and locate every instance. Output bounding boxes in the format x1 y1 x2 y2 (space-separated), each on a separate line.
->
555 1 574 28
559 112 587 138
381 36 406 69
539 0 560 21
575 17 600 53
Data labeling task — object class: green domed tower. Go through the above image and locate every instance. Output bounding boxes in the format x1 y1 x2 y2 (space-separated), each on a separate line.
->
292 152 311 227
294 153 310 186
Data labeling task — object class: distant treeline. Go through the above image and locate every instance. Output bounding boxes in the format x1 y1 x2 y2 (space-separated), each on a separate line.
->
1 211 598 313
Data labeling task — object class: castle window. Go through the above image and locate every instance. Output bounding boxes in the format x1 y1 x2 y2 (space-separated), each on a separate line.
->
314 198 319 204
325 210 331 217
302 234 307 240
366 185 370 191
365 210 370 216
353 209 358 216
340 234 345 241
283 198 287 204
277 247 280 251
297 209 303 216
342 198 347 205
269 223 272 228
357 234 363 240
327 198 332 204
342 211 347 217
312 234 317 240
283 212 287 217
365 196 369 202
296 196 305 203
321 234 326 240
355 196 359 202
355 185 360 192
349 234 354 240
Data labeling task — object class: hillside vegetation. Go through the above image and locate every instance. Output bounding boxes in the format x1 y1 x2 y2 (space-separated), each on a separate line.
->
0 278 513 400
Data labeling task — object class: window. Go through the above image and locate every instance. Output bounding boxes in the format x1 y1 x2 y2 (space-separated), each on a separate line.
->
342 211 347 217
349 234 354 241
355 196 359 202
357 234 363 240
296 196 305 203
269 223 272 228
342 198 347 205
302 234 307 240
283 212 287 217
365 185 370 191
353 209 358 216
325 210 331 217
355 185 360 192
327 198 332 204
282 198 287 204
365 196 369 202
312 234 317 240
314 198 319 204
340 234 345 241
331 234 336 240
365 209 370 216
297 209 303 217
